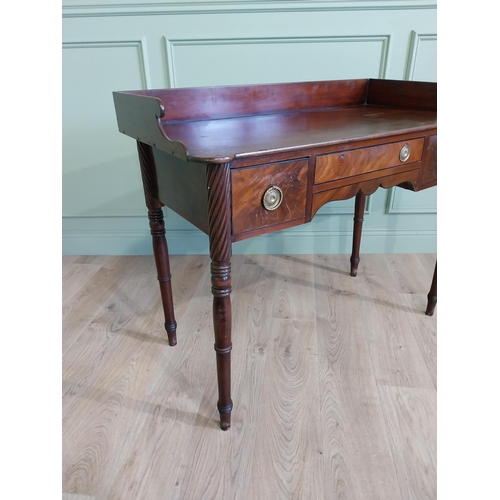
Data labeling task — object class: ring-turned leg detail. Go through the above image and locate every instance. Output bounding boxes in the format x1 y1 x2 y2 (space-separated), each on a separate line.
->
207 162 233 430
148 208 177 345
350 192 366 277
137 141 177 346
211 261 233 431
425 262 437 316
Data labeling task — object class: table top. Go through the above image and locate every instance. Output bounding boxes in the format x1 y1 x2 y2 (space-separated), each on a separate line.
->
113 79 437 164
162 105 436 161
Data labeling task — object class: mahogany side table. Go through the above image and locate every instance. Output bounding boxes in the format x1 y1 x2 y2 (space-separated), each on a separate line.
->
113 79 437 430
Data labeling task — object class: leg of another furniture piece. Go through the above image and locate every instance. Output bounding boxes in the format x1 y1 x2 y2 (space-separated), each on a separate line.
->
137 141 177 346
207 163 233 430
425 262 437 316
350 192 366 277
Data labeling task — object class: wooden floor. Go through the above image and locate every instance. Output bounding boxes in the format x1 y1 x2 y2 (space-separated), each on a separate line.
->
62 253 437 500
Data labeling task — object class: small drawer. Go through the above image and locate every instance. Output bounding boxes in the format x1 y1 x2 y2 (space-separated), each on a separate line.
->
231 159 308 236
315 138 425 185
420 134 437 188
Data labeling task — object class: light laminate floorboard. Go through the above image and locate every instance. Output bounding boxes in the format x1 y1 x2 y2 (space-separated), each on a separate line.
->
313 254 402 500
62 253 437 500
62 494 96 500
353 255 435 390
379 386 437 500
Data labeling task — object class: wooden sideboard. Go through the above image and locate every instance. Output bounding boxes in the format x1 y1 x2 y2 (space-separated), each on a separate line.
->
113 78 437 430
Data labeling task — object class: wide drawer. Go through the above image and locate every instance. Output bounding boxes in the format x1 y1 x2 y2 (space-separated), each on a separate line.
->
315 138 425 185
231 159 308 236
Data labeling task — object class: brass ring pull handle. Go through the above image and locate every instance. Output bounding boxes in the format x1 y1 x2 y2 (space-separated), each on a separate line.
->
399 144 411 162
262 185 283 211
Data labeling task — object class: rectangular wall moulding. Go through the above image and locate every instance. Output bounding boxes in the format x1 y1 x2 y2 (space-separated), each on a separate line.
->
163 36 390 88
385 187 437 214
62 39 152 217
405 30 437 82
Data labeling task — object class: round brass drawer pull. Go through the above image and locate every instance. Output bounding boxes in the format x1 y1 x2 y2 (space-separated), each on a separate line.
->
399 144 411 162
262 185 283 211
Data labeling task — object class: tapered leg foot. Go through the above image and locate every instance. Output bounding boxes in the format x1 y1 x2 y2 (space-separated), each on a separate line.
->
350 192 366 277
425 262 437 316
425 299 437 317
218 402 233 431
165 322 177 346
350 257 360 277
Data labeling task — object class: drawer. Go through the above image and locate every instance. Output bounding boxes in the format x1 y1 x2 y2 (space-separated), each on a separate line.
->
231 159 308 236
315 138 425 185
420 134 437 188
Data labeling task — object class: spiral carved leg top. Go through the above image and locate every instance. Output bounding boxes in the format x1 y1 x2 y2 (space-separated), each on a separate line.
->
425 262 437 316
350 192 366 277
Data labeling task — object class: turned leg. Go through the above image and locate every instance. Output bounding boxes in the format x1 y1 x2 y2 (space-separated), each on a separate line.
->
425 262 437 316
148 208 177 345
207 162 233 430
137 141 177 346
211 260 232 430
350 192 366 277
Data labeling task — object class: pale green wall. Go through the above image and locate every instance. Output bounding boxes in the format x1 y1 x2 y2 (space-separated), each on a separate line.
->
62 0 437 255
